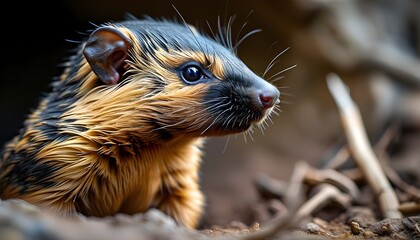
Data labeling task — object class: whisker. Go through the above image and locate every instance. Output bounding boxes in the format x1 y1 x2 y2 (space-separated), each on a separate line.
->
233 29 262 52
267 64 297 81
272 107 282 116
281 92 295 97
221 109 235 128
227 16 234 50
206 20 217 39
247 127 255 142
160 101 230 131
257 41 278 74
87 21 100 29
65 39 82 44
223 112 236 129
172 4 211 63
259 124 266 135
222 136 231 154
217 16 227 47
200 105 232 135
234 9 254 54
153 118 188 131
168 97 229 115
262 47 290 78
270 76 284 84
124 13 138 20
242 132 248 144
266 115 274 125
193 101 231 126
193 102 231 127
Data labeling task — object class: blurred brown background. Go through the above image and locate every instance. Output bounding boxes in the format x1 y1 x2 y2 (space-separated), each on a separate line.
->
1 0 419 228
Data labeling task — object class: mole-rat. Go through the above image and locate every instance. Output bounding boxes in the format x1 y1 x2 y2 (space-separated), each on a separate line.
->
0 15 280 228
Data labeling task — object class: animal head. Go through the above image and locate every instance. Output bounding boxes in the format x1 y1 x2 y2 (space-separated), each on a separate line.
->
61 18 280 144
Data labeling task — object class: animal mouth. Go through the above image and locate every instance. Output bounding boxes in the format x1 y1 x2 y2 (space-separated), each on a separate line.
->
202 104 273 136
201 80 279 136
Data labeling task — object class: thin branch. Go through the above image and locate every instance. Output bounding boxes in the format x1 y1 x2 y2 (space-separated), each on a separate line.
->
238 161 308 240
326 72 402 219
295 184 352 219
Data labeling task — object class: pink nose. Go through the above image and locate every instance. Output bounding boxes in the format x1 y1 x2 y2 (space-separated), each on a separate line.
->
259 94 276 108
250 75 280 110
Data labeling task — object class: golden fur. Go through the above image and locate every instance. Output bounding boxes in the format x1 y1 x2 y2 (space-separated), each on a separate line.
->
0 18 279 229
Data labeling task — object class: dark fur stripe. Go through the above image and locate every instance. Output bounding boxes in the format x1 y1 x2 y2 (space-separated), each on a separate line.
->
1 152 58 194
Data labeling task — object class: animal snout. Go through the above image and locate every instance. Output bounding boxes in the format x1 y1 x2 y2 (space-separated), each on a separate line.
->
259 92 278 109
251 78 280 110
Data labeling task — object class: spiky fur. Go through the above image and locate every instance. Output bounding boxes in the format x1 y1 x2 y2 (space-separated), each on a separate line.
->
0 17 279 229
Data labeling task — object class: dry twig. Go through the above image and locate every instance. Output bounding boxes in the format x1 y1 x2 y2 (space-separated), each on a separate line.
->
326 72 402 219
304 166 360 199
238 161 308 240
255 174 289 200
398 202 420 215
246 161 359 240
295 184 352 219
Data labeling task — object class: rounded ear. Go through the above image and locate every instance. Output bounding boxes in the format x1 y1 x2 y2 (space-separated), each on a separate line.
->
83 26 133 85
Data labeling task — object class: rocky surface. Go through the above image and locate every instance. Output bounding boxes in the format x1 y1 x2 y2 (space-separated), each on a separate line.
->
1 199 419 240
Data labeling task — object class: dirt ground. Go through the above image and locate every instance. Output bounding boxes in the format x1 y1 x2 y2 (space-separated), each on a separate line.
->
0 0 419 239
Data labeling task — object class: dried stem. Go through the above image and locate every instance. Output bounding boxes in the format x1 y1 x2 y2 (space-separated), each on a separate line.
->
255 173 288 200
238 161 308 240
304 167 361 199
398 202 420 215
295 184 352 218
326 73 402 219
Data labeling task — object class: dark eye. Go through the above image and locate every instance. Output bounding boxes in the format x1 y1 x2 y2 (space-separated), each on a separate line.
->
181 65 204 83
178 62 213 85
